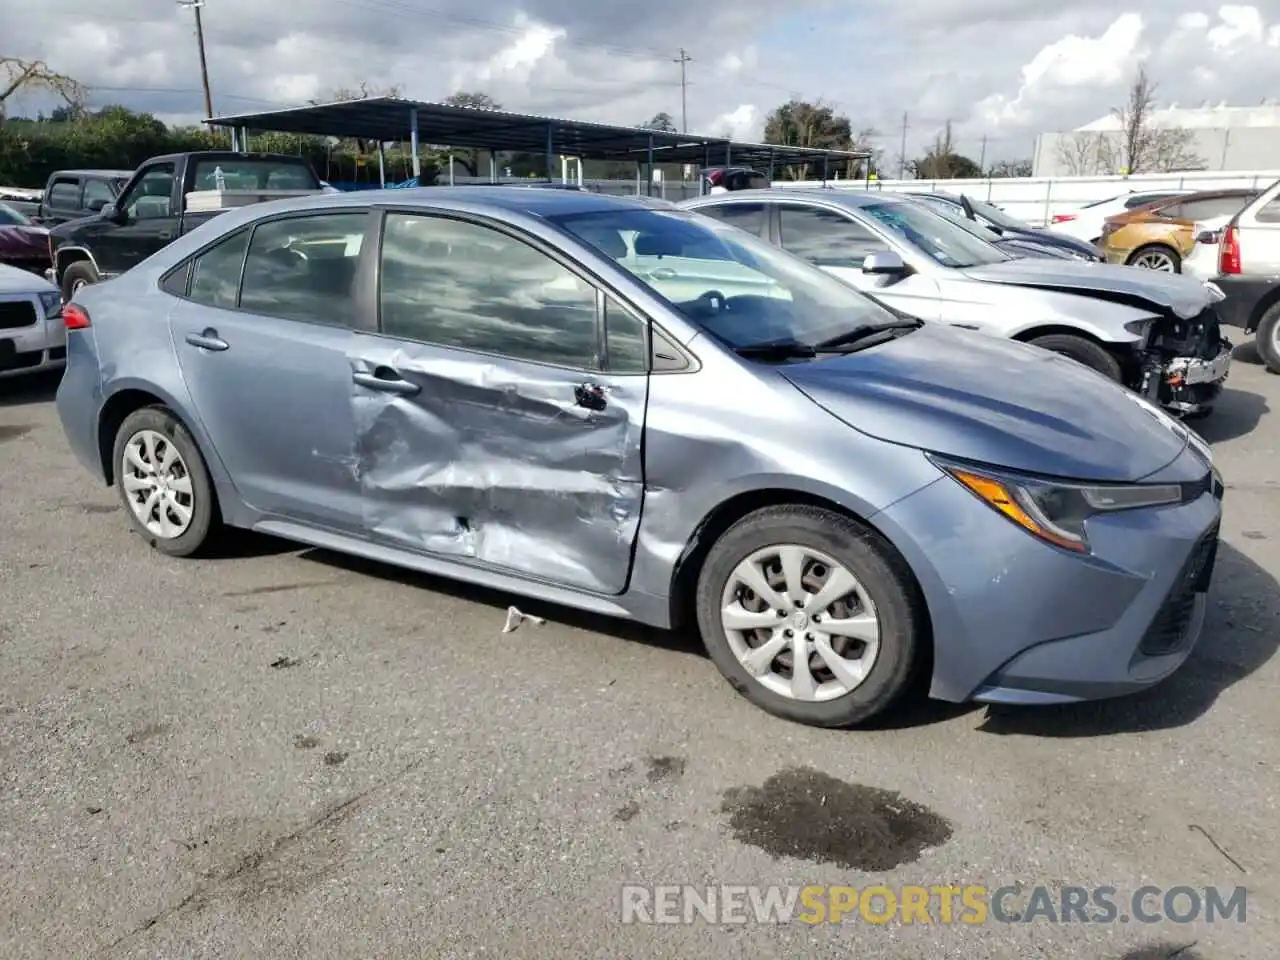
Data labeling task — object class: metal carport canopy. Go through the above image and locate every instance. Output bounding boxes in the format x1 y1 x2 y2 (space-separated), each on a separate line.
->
206 96 869 173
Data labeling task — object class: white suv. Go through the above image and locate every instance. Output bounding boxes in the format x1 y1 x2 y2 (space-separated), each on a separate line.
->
0 264 65 379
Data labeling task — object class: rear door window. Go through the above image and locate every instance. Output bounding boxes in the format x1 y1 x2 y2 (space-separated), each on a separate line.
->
696 202 767 237
239 212 368 324
47 178 81 210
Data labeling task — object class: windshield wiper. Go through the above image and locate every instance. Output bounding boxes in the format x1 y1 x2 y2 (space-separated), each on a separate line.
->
815 317 923 350
734 338 820 359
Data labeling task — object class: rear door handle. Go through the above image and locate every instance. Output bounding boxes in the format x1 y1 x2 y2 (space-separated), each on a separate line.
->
353 366 421 396
184 328 229 351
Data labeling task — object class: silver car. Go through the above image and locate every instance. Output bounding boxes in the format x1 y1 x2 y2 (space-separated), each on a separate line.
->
0 263 65 379
56 188 1223 728
681 190 1232 417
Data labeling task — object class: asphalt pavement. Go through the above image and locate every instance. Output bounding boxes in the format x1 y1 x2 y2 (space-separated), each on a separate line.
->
1 344 1277 960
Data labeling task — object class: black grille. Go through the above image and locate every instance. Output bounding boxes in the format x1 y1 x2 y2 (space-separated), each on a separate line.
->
0 300 37 330
1139 528 1219 657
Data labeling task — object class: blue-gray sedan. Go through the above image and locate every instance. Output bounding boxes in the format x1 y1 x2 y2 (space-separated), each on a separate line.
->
55 187 1224 727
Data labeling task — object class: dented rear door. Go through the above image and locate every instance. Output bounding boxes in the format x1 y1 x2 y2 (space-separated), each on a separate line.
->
350 209 647 595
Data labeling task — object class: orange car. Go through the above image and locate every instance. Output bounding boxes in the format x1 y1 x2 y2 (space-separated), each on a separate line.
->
1100 189 1258 272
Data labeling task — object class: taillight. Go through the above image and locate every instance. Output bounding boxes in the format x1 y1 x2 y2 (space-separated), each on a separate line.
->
1051 214 1077 223
1219 224 1241 275
705 169 724 186
63 304 91 329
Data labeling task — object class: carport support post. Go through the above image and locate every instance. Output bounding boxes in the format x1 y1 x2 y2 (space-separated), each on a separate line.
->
768 148 775 181
646 134 655 197
448 154 455 186
377 142 386 187
409 107 421 180
545 123 555 183
489 152 498 183
822 156 829 185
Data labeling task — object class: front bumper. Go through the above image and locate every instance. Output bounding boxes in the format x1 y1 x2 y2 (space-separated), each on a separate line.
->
1 296 67 379
1160 341 1231 416
875 447 1223 705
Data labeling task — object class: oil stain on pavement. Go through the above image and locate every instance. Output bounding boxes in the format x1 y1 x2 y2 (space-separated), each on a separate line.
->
0 424 32 442
720 766 953 871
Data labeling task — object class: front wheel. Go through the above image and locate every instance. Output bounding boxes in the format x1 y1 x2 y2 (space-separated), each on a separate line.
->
112 407 219 557
1027 332 1124 382
694 505 925 728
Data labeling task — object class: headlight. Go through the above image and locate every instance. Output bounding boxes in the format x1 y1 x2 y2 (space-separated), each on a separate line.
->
1204 282 1225 303
1123 317 1156 340
38 291 61 316
932 456 1183 554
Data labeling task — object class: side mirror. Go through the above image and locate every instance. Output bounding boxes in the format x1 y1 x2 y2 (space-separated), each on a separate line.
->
100 202 122 222
862 251 907 275
87 198 108 213
1195 230 1219 245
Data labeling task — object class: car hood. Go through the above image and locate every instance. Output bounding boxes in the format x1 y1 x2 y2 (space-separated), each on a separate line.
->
995 238 1076 260
960 258 1212 319
779 323 1190 482
1008 226 1097 256
0 261 57 293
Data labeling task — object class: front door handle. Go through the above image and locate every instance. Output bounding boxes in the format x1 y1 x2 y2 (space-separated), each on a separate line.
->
159 230 174 240
574 381 608 411
352 366 421 396
185 328 229 351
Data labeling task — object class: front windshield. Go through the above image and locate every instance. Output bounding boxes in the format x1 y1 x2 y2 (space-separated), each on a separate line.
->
966 197 1031 230
0 203 30 226
548 207 901 349
859 200 1010 268
912 197 1006 244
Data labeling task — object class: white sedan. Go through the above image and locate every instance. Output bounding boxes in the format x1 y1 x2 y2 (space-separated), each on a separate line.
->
0 264 65 379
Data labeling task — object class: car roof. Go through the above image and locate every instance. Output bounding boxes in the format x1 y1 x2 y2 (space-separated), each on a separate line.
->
184 185 683 235
685 188 905 210
53 169 133 178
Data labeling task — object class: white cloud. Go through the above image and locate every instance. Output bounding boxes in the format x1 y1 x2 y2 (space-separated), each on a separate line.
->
4 1 1280 171
708 104 761 141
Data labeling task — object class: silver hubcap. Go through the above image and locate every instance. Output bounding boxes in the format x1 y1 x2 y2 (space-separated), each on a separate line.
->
720 544 881 702
1131 250 1176 271
121 429 194 539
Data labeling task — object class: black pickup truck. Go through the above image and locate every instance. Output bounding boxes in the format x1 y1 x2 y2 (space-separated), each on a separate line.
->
48 150 323 299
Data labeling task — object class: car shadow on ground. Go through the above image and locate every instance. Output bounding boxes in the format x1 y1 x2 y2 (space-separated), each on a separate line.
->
0 370 61 408
1192 386 1268 444
299 548 707 658
977 541 1278 737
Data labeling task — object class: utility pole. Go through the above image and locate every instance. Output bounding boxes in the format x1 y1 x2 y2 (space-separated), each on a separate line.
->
897 112 908 179
178 0 214 128
673 48 692 133
979 134 988 172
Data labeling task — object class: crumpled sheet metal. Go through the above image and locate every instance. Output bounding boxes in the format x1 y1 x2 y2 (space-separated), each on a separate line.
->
351 341 646 595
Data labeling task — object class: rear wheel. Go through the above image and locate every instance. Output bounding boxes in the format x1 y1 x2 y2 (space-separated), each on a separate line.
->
112 407 219 557
1255 302 1280 374
695 505 925 728
1028 333 1124 382
61 261 100 301
1127 244 1181 273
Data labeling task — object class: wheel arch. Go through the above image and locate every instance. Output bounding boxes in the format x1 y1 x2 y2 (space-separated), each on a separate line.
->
54 246 99 282
1245 287 1280 334
666 487 935 674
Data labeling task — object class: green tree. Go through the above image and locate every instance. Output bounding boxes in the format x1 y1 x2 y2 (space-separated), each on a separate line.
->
640 112 676 133
762 99 854 180
911 121 982 179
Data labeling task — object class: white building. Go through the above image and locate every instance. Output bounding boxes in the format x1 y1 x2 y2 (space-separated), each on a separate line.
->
1033 103 1280 177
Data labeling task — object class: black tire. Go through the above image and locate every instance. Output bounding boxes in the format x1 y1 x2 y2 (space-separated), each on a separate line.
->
111 406 219 558
1028 332 1124 382
1255 302 1280 374
694 505 926 728
61 261 100 301
1125 244 1182 273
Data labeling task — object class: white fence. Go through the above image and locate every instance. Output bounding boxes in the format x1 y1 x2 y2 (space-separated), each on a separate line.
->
773 170 1280 227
